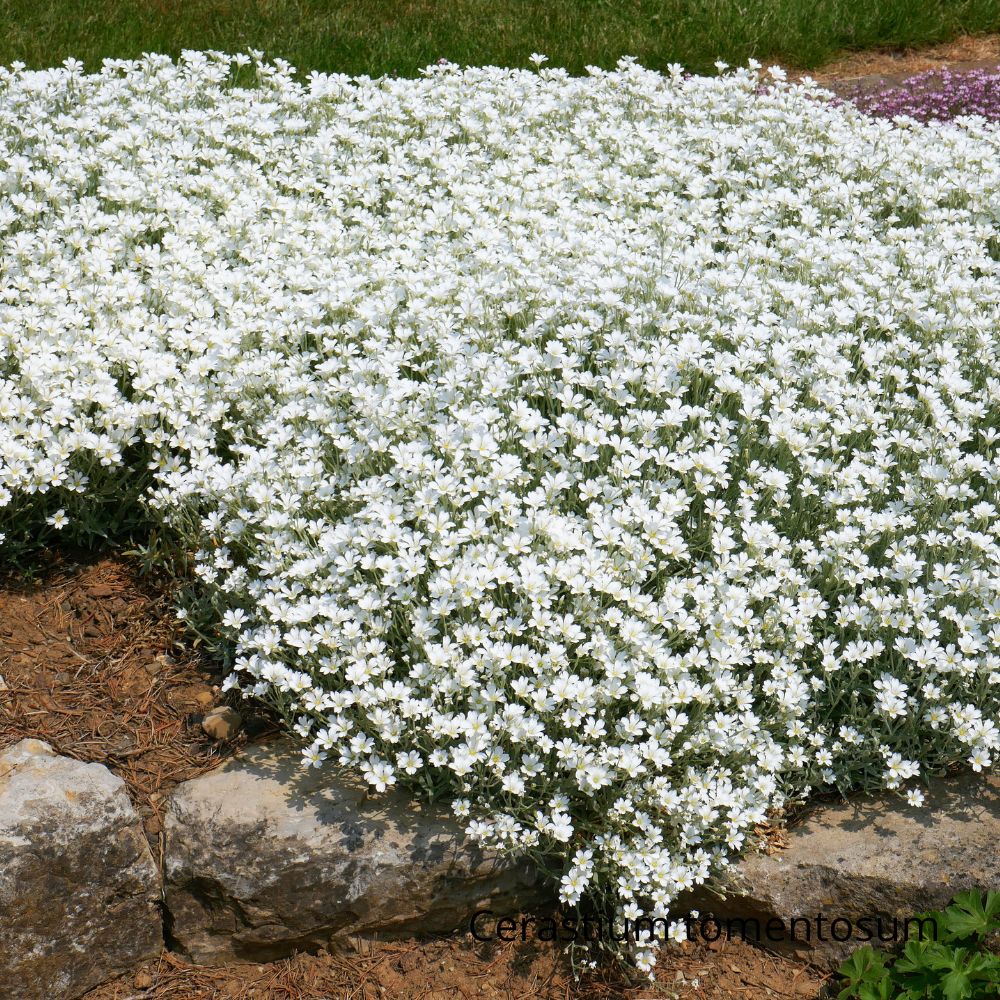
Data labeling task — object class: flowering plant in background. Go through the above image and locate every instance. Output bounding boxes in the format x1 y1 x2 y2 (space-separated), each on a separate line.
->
2 51 1000 974
843 65 1000 123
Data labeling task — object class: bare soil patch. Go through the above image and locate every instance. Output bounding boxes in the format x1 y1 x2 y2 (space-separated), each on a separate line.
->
82 932 830 1000
789 31 1000 84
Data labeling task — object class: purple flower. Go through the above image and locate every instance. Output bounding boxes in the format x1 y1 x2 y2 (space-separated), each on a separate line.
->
842 66 1000 123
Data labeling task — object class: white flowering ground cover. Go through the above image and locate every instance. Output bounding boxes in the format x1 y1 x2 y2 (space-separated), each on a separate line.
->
4 50 1000 972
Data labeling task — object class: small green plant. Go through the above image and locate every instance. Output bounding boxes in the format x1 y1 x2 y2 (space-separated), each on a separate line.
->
838 891 1000 1000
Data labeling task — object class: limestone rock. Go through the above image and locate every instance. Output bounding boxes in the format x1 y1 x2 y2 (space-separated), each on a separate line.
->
679 770 1000 969
163 742 549 964
0 739 162 999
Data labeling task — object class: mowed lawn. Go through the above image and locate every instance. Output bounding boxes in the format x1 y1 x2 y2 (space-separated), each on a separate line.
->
1 0 999 77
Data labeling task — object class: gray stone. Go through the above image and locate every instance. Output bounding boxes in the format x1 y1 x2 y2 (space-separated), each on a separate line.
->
0 739 162 999
163 742 549 964
678 770 1000 969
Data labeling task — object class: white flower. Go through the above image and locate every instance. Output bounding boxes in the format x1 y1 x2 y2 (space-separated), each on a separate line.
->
362 758 397 792
396 750 423 774
221 608 249 631
45 509 69 530
303 746 327 769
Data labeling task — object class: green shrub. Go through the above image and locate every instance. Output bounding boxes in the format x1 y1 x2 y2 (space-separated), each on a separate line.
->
838 891 1000 1000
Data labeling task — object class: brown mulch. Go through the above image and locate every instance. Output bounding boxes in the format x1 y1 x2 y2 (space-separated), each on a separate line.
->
788 31 1000 84
82 933 831 1000
0 549 279 846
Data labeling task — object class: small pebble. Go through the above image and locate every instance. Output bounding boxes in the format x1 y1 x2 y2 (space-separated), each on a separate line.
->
201 705 242 741
193 689 215 709
134 969 153 989
144 653 173 675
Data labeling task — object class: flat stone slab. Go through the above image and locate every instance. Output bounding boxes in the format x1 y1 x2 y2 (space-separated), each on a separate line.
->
681 770 1000 969
163 742 549 964
0 739 162 999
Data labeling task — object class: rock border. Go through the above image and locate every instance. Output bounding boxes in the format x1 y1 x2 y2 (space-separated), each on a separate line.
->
0 738 550 999
5 735 1000 998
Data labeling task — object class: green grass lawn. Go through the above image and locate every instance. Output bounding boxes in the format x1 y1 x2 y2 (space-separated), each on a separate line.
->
1 0 998 78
